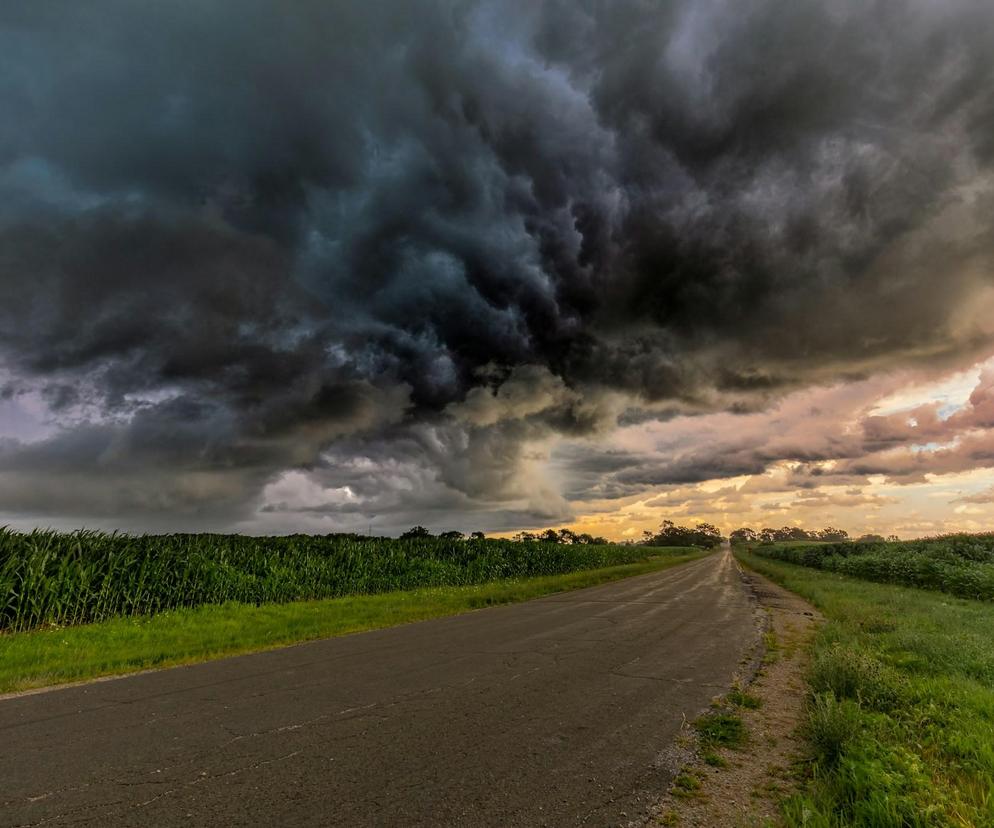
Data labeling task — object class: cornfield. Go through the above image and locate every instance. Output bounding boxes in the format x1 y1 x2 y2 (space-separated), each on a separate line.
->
0 528 679 632
751 533 994 601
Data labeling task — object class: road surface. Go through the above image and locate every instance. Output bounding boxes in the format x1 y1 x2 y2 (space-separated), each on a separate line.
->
0 548 759 827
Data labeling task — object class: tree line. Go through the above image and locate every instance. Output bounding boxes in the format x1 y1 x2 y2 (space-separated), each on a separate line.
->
398 526 609 545
729 527 898 544
639 520 724 549
397 522 895 547
636 521 897 548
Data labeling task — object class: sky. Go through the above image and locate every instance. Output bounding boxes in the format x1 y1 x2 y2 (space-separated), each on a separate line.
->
2 0 994 539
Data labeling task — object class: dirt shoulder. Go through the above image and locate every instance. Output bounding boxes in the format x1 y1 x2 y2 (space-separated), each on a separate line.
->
647 560 822 827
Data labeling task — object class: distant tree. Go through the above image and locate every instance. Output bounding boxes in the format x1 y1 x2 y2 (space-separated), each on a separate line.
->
645 520 681 545
439 530 465 540
759 526 812 543
753 526 855 544
470 531 486 541
856 533 885 543
730 527 757 545
887 534 900 542
400 526 431 539
767 526 811 543
694 522 724 547
641 520 723 549
514 527 610 544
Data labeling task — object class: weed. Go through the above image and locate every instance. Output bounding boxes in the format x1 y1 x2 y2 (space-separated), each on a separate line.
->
695 711 746 749
805 692 859 766
762 630 780 663
672 772 702 799
728 686 762 709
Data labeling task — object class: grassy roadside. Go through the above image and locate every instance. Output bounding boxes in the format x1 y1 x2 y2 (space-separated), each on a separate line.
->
0 549 706 696
736 549 994 827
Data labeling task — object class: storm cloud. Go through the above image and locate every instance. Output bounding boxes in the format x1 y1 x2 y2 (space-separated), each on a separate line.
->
2 0 994 532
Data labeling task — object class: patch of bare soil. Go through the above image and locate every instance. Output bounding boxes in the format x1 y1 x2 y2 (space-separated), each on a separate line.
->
646 565 822 827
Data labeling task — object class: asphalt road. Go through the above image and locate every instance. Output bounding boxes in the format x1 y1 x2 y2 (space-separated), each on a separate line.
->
0 548 759 827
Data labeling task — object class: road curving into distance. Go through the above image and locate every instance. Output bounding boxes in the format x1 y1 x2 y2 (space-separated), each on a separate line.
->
0 546 759 827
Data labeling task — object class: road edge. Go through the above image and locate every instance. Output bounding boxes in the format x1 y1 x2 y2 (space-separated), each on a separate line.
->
646 553 822 826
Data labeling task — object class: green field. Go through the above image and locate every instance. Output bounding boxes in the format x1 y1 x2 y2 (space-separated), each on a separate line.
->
738 549 994 827
0 534 704 693
0 528 682 632
752 534 994 601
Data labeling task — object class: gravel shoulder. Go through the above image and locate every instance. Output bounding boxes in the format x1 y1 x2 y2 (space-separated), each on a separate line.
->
647 560 822 827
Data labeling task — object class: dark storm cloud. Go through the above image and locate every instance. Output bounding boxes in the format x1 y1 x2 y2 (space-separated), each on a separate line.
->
2 0 994 527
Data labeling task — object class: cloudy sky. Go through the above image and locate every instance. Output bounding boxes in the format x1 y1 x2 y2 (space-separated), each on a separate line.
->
2 0 994 539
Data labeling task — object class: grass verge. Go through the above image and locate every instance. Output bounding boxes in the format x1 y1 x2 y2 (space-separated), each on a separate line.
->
737 549 994 827
0 549 706 696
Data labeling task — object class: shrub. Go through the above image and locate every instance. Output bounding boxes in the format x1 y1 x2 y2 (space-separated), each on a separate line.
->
810 644 904 711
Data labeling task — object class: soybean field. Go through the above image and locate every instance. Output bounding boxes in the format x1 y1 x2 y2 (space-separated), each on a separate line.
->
751 533 994 600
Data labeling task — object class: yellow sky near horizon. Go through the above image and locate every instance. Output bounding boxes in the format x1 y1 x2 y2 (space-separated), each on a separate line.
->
498 354 994 542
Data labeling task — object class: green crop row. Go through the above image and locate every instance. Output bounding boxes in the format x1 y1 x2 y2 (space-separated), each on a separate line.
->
0 528 683 632
751 533 994 600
